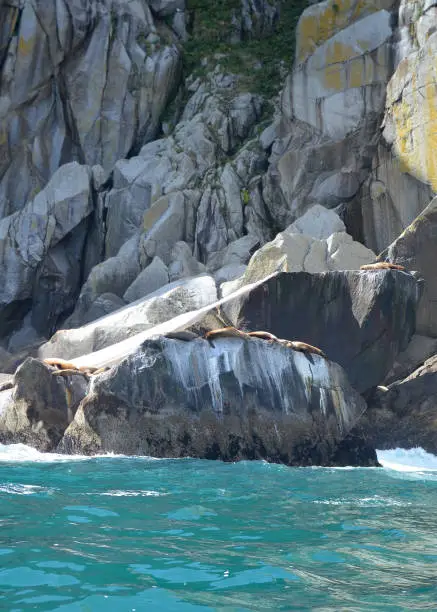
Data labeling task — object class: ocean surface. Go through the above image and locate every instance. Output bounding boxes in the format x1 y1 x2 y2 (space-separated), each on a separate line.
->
0 446 437 611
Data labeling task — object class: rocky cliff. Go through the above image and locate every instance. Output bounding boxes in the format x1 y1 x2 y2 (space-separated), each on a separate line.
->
0 0 436 460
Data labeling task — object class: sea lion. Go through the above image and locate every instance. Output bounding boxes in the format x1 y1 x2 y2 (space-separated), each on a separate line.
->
51 365 111 379
165 331 200 342
0 380 14 392
204 327 249 341
290 341 327 359
43 358 99 374
276 339 327 359
360 262 406 272
247 331 279 342
52 368 90 380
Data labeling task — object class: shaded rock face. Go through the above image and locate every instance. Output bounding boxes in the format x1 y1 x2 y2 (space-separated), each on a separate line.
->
222 270 419 393
0 358 87 451
0 162 94 339
360 354 437 454
58 336 367 462
0 0 182 215
380 197 437 338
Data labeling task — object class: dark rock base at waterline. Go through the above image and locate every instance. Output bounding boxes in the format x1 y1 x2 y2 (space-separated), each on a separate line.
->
57 405 378 467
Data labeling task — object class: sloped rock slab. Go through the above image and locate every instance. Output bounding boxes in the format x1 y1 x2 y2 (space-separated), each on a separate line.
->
58 336 367 464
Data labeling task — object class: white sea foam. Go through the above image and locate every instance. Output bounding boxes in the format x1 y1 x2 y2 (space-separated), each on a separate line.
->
0 483 55 495
377 447 437 472
100 490 167 497
0 443 168 463
0 443 130 463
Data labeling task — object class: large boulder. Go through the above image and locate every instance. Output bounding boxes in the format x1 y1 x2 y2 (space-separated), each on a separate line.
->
42 269 419 396
221 270 419 393
0 358 87 451
222 214 376 293
58 335 367 463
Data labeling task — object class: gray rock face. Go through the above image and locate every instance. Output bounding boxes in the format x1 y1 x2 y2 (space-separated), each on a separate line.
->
58 335 366 461
262 1 396 232
124 256 170 303
380 197 437 337
0 162 94 338
384 334 437 384
39 275 218 360
221 270 419 393
0 358 87 451
0 0 182 214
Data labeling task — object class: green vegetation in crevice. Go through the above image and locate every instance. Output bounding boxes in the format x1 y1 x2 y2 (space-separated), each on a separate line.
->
184 0 308 98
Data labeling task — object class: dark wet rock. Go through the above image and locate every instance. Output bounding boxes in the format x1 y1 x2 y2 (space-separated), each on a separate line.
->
329 433 380 467
360 354 437 455
58 335 368 464
221 270 419 393
0 358 88 451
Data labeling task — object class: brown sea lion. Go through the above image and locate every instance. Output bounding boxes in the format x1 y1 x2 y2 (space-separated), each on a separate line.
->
290 341 327 359
276 339 327 359
43 358 99 374
204 327 249 341
247 331 279 342
52 368 90 379
51 365 111 379
360 262 406 272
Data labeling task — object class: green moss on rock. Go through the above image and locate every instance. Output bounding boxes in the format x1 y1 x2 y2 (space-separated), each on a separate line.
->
184 0 308 97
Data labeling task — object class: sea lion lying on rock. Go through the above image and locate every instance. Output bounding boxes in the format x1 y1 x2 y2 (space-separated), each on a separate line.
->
43 358 109 379
360 262 406 272
204 328 327 359
247 331 279 342
282 340 327 359
205 327 249 341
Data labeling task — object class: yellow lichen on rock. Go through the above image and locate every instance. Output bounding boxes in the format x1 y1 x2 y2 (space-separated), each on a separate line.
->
296 0 393 64
388 38 437 191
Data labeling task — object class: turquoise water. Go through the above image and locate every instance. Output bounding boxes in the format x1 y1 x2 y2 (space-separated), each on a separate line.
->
1 447 437 611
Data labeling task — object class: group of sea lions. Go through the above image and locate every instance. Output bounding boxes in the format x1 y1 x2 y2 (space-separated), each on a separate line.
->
204 327 327 359
0 260 406 387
